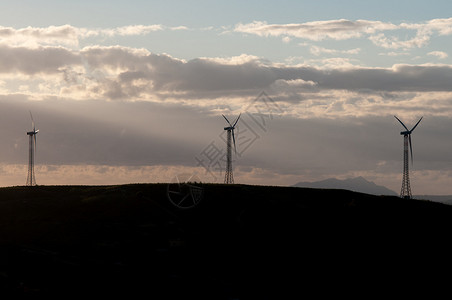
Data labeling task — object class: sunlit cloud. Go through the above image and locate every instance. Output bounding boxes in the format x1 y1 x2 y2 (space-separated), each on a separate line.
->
428 51 448 59
170 26 189 31
234 19 397 41
234 18 452 50
0 25 80 47
82 24 164 37
309 45 361 56
1 41 452 104
369 31 430 49
378 51 411 56
0 24 182 48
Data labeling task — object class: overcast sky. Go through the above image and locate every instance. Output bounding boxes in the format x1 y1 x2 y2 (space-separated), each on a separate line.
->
0 0 452 194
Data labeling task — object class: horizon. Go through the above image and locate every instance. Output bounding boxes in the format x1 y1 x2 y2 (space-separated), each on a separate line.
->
1 1 452 195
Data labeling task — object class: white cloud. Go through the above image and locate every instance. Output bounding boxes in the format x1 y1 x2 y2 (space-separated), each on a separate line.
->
425 17 452 35
235 18 452 50
428 51 448 59
0 25 80 47
378 51 410 56
368 18 452 49
279 79 317 87
197 54 263 65
82 24 164 37
309 45 361 56
170 26 189 31
282 36 291 43
369 31 430 49
234 19 397 41
0 24 175 48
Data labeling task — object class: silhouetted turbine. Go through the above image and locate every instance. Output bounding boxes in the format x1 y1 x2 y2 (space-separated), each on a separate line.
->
394 115 423 199
26 112 39 186
222 113 240 184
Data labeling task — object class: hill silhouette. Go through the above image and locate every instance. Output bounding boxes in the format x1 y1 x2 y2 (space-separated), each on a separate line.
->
415 194 452 204
0 184 451 298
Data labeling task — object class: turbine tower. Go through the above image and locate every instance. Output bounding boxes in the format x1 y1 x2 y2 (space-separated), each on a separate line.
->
394 115 423 199
26 112 39 186
222 113 240 184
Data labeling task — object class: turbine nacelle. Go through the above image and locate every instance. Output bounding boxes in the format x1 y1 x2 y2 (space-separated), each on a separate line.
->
27 129 39 135
394 115 423 135
28 111 39 135
26 111 39 186
222 113 241 153
222 113 240 130
394 115 423 165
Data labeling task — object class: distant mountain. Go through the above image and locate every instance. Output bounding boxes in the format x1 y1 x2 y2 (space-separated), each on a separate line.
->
293 176 397 196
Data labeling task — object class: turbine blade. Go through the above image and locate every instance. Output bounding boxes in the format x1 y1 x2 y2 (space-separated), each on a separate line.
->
34 134 37 156
29 111 35 130
410 116 423 132
394 115 409 131
409 134 413 165
232 129 237 154
232 113 241 127
186 173 196 183
222 114 232 126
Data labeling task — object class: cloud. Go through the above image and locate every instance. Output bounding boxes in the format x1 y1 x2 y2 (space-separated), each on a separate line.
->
199 54 264 65
424 17 452 35
309 45 361 56
2 43 452 103
82 24 164 38
0 24 175 48
76 48 452 100
234 19 397 41
313 64 452 92
235 18 452 50
378 52 411 57
170 26 189 31
369 32 430 49
282 36 291 43
0 44 80 75
428 51 448 59
0 25 80 47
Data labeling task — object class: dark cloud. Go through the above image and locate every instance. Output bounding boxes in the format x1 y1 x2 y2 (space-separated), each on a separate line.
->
0 45 80 74
315 65 452 92
84 50 452 99
2 45 452 100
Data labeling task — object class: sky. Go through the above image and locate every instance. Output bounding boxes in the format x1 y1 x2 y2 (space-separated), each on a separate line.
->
0 0 452 194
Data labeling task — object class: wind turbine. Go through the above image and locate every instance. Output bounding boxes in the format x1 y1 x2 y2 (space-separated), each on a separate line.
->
222 113 240 184
26 112 39 186
394 115 423 199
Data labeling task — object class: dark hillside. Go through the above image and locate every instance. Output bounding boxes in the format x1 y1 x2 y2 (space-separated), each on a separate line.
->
0 184 451 298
